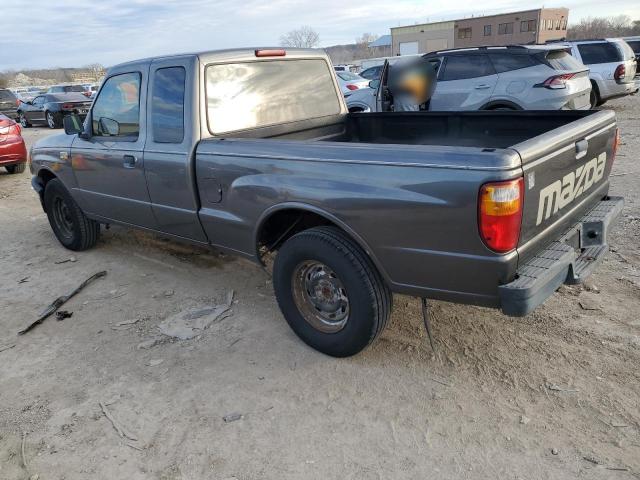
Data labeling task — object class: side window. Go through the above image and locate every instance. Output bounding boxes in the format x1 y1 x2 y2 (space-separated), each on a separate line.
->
577 43 622 65
427 58 442 77
33 96 44 106
441 55 494 81
92 72 141 139
152 67 186 143
489 53 536 73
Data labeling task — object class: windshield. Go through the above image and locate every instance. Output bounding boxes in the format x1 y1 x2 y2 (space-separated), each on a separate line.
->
206 59 341 134
337 72 361 81
577 42 623 64
545 50 585 71
48 93 89 102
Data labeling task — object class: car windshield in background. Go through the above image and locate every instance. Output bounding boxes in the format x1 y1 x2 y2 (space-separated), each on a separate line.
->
545 50 585 71
61 85 85 93
617 40 636 59
337 72 361 81
206 59 341 134
48 93 89 102
577 43 623 64
0 89 17 101
627 40 640 54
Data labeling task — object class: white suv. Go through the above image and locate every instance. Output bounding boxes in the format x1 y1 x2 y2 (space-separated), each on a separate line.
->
561 38 638 107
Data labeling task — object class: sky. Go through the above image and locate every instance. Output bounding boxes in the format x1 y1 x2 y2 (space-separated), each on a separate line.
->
2 0 639 71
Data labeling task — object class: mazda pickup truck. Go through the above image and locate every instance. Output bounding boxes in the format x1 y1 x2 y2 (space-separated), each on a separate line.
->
29 48 624 357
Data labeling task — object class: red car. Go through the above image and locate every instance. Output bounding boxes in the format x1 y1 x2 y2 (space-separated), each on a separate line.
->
0 114 27 174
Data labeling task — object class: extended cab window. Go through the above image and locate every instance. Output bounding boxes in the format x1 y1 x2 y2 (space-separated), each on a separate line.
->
205 59 341 134
577 43 622 64
152 67 186 143
92 72 141 139
441 55 494 80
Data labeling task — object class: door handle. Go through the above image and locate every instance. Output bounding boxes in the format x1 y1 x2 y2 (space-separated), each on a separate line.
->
475 84 491 89
575 139 588 159
123 154 137 168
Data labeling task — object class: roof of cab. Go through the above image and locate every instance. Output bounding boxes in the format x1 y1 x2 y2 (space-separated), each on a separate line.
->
109 48 328 70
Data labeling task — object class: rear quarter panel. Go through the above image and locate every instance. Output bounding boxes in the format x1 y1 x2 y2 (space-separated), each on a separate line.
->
195 139 523 305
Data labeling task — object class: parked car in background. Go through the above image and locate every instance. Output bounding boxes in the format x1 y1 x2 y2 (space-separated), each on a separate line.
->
46 85 86 94
0 114 27 174
0 89 20 120
336 71 370 96
17 93 93 129
561 39 638 107
347 45 591 113
334 64 356 72
359 65 384 81
622 36 640 80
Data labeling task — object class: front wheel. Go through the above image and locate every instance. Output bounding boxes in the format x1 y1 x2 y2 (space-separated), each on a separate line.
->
44 178 100 251
5 163 26 174
46 111 61 129
19 113 31 128
273 226 392 357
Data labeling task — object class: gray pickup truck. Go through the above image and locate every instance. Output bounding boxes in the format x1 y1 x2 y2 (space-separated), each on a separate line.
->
30 48 623 357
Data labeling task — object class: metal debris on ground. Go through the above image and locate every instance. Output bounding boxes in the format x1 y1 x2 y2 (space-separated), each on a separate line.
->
98 401 138 441
547 384 580 393
0 344 16 354
55 310 73 321
18 271 107 335
223 413 243 423
18 277 30 284
158 290 234 340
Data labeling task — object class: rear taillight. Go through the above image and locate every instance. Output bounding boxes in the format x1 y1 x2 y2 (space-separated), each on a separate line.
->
16 99 20 106
614 64 625 81
478 178 524 253
612 128 620 162
540 73 576 89
346 84 359 91
11 123 21 136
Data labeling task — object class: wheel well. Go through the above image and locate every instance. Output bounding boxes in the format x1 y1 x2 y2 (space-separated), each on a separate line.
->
257 209 336 255
482 102 520 111
349 107 365 113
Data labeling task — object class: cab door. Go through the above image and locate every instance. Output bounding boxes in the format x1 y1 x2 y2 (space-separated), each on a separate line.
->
429 54 498 110
71 66 157 229
28 95 46 124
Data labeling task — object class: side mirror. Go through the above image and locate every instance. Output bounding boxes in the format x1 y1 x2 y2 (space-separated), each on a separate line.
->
368 79 380 90
63 114 84 135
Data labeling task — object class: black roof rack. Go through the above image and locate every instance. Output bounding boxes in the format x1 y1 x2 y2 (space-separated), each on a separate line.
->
426 44 529 55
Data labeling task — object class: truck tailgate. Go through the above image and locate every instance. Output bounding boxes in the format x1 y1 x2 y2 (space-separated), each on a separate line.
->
514 110 619 263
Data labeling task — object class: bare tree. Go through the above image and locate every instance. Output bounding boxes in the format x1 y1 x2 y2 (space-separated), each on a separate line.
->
280 26 320 48
567 15 640 40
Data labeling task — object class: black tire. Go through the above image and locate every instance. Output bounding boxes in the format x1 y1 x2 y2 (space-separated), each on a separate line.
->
19 113 31 128
5 163 26 174
273 226 392 357
44 178 100 251
45 111 61 129
590 82 601 109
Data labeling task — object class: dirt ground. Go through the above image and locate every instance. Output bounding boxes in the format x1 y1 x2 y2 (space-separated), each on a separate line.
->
1 97 639 480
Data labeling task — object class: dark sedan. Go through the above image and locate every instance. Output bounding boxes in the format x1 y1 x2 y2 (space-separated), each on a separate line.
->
0 89 19 121
17 93 92 129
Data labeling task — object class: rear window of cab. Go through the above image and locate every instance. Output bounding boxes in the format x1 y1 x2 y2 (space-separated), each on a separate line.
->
205 59 341 134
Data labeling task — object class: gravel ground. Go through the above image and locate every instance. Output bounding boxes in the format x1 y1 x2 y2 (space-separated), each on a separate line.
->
1 97 639 480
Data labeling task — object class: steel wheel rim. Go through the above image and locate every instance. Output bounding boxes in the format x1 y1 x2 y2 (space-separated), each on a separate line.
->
52 196 74 240
47 113 55 128
291 261 350 333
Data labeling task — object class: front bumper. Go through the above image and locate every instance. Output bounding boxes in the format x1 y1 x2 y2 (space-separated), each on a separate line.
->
499 197 624 316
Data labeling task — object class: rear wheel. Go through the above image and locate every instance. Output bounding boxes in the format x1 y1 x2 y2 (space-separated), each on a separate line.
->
273 226 392 357
44 178 100 251
590 82 601 108
5 163 26 174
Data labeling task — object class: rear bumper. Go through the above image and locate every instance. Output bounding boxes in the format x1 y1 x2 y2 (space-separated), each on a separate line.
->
499 196 624 316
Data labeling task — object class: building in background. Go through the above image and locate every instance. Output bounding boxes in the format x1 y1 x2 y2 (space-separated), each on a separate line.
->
391 8 569 55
